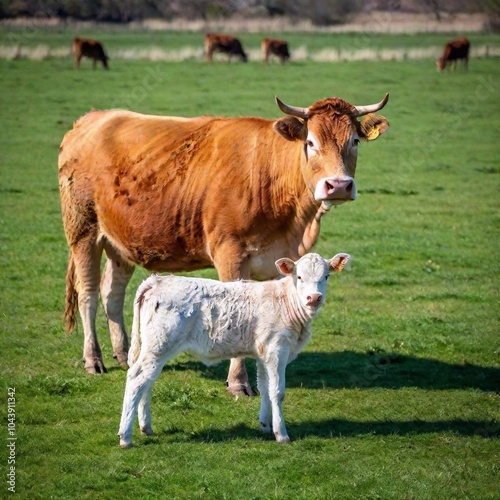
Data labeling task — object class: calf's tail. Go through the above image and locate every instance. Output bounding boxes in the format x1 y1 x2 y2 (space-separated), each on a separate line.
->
64 254 78 333
129 280 152 366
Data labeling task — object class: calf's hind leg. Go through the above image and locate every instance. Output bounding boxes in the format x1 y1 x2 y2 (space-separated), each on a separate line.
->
119 354 165 448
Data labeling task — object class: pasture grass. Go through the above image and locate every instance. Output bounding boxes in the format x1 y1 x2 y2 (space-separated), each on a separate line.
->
0 30 499 499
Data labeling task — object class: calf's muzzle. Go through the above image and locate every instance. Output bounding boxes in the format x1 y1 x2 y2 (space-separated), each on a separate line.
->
306 293 323 308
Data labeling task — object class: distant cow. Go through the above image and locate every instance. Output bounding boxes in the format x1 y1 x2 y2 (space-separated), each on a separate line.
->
437 37 470 71
118 252 350 447
262 38 290 64
205 33 248 63
72 37 109 70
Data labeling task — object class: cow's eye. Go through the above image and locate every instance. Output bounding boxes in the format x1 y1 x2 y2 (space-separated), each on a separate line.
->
297 275 302 280
306 140 314 149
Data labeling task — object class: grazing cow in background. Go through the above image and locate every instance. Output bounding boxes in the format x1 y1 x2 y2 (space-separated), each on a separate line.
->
72 37 109 70
58 93 390 396
436 37 470 71
205 33 248 62
262 38 290 64
118 252 351 447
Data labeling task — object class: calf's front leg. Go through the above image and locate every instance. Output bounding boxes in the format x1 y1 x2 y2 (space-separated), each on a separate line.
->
264 347 291 443
256 359 271 434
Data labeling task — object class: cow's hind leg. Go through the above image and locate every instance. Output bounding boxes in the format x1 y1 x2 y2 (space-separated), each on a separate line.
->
100 251 135 367
72 238 106 373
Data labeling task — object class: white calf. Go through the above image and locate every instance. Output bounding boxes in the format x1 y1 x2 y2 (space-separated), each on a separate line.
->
118 252 350 447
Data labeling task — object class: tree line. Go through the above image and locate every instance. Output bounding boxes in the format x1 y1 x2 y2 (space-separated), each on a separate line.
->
0 0 495 25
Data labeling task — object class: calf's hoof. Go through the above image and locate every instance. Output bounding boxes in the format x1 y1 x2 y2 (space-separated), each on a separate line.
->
275 434 291 444
260 422 272 434
119 439 132 449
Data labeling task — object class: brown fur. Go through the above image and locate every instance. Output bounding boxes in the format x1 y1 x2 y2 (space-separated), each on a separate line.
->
262 38 290 64
205 33 248 62
437 37 470 71
72 37 109 69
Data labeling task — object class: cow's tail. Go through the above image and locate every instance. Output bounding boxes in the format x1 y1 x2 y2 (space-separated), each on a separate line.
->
64 254 78 334
129 280 153 366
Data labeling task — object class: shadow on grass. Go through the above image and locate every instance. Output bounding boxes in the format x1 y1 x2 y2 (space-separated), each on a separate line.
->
164 351 500 392
157 418 499 443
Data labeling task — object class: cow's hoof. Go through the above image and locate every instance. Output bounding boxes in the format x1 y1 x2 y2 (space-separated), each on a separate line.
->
119 439 132 449
84 359 108 374
140 426 153 436
226 382 255 397
113 351 129 367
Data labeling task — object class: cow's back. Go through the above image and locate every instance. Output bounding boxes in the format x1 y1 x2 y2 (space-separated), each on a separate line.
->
58 110 300 272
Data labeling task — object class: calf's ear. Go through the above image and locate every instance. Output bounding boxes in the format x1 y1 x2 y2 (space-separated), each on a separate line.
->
359 114 389 141
274 117 307 141
275 258 296 276
328 253 351 273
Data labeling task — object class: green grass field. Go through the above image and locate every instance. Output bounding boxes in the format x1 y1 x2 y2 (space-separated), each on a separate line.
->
0 28 499 499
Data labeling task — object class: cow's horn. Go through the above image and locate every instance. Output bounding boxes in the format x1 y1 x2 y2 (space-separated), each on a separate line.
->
352 93 389 117
275 96 309 120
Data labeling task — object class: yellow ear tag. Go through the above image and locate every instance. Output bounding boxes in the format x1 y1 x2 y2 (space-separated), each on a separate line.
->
366 126 380 141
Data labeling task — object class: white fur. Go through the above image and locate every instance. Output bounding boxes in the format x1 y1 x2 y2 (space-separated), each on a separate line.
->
118 252 350 447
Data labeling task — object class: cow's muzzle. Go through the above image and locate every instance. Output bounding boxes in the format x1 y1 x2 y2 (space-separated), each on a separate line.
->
314 177 356 205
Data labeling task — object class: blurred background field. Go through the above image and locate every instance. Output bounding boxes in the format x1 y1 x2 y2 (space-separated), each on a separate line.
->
0 5 499 498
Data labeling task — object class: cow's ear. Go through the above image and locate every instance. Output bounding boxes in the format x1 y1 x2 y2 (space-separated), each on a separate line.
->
274 117 307 141
275 258 296 276
359 114 389 141
328 253 351 273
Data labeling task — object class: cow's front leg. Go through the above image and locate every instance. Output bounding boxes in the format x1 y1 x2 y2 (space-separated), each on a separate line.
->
227 358 254 397
214 250 254 396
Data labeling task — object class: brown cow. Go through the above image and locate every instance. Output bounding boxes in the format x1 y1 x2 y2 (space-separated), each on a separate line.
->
58 93 390 396
262 38 290 64
205 33 248 63
72 37 109 70
436 37 470 71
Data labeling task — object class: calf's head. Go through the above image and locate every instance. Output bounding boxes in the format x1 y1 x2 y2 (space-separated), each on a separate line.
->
274 94 390 206
276 252 350 311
